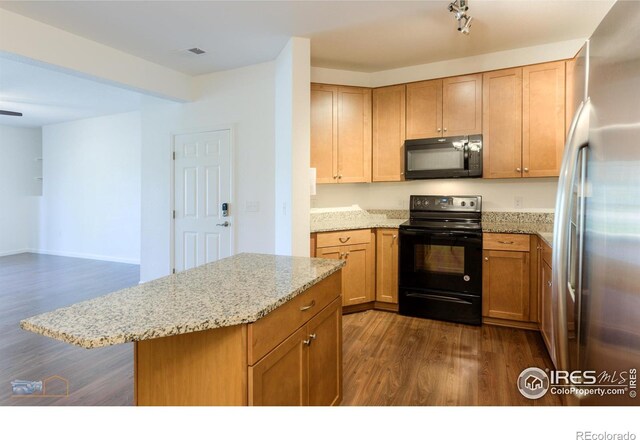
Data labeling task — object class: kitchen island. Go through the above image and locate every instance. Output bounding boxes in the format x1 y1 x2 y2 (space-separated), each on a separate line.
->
21 253 345 406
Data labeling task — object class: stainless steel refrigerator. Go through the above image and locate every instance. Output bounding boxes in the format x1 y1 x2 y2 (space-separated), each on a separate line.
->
553 0 640 405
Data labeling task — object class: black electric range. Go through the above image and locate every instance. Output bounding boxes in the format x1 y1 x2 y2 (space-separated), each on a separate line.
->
398 195 483 325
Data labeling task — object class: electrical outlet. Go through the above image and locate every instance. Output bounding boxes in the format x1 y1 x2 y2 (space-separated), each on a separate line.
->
514 196 524 209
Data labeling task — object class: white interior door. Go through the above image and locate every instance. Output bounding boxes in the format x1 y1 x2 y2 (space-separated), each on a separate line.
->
174 130 232 272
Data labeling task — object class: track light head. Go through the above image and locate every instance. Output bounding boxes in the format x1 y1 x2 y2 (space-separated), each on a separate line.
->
449 0 473 35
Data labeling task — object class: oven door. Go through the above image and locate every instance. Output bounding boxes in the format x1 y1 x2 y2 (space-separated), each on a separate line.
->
399 228 482 295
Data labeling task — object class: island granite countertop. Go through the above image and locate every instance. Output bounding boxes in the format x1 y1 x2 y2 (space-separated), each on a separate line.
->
20 253 345 349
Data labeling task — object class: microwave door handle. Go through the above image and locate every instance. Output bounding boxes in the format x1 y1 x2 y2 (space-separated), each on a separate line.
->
552 98 590 372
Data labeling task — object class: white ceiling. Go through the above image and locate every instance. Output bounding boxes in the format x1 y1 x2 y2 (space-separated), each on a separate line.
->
0 1 614 75
0 56 145 128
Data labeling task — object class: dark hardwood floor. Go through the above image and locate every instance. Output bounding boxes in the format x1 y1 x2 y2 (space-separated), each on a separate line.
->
0 253 139 406
1 253 560 406
342 310 561 405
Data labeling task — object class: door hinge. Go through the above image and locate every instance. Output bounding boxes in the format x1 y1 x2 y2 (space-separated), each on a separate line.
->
173 210 176 219
172 152 176 160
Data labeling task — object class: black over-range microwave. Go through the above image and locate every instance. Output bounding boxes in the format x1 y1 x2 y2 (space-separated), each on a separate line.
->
404 134 482 179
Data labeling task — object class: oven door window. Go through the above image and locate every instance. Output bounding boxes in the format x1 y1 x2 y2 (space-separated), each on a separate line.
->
399 231 482 295
414 244 464 275
407 147 464 172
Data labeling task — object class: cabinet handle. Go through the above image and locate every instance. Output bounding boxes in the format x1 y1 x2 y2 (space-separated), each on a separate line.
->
437 128 441 132
333 175 338 179
444 128 447 132
498 240 515 244
338 237 351 243
484 257 489 261
338 175 342 179
524 168 529 172
309 333 317 340
392 234 397 239
299 300 316 312
516 167 522 172
303 338 312 346
547 281 552 288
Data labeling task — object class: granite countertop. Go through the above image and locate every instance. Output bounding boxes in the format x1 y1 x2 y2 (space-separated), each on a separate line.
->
20 253 345 349
482 222 554 247
311 218 406 233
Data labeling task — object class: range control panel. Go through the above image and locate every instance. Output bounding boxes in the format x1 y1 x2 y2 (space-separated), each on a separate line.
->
410 195 482 212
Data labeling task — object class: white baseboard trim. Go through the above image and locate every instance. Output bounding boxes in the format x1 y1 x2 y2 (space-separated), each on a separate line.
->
29 249 140 265
0 248 31 257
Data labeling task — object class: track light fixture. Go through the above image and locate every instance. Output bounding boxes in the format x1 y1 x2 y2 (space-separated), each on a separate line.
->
448 0 473 35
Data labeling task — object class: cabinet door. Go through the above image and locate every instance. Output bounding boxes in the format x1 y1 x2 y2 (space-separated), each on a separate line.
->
482 68 523 179
311 84 338 184
372 85 406 182
442 74 483 136
522 61 566 177
406 79 443 139
482 250 530 321
337 86 372 183
375 229 399 304
540 261 556 366
249 326 309 406
342 242 375 306
308 297 342 406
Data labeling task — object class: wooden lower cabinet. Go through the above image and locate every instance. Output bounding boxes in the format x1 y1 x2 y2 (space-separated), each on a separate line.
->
135 271 343 406
540 241 557 367
307 297 342 405
482 249 530 321
249 326 309 406
248 297 342 406
375 228 399 304
482 233 539 327
316 229 375 306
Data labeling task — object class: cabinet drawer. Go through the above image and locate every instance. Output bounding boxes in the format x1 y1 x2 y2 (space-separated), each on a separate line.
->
247 271 341 365
316 229 371 248
483 233 530 251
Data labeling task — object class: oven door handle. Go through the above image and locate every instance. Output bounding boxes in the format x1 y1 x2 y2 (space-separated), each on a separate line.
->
405 292 474 305
400 229 480 238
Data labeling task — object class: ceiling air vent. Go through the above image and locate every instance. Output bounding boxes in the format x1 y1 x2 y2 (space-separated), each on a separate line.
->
187 47 206 55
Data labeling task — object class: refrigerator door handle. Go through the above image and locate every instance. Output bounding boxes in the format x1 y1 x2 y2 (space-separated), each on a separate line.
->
553 98 590 372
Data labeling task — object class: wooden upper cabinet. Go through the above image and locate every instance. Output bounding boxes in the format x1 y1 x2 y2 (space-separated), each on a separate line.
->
311 84 338 183
482 68 523 179
406 79 443 139
523 61 566 177
372 85 406 182
442 74 483 136
337 86 372 183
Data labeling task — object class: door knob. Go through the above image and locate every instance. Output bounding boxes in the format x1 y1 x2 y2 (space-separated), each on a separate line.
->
484 257 489 261
524 168 529 172
516 167 522 172
443 128 448 132
216 221 230 227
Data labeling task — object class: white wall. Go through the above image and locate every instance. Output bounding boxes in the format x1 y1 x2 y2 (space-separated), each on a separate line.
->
0 9 192 101
39 112 141 263
140 62 276 282
275 37 311 257
0 125 41 256
313 179 558 212
312 39 585 87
